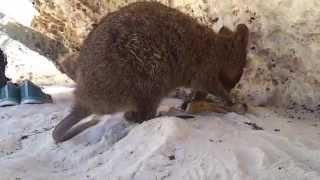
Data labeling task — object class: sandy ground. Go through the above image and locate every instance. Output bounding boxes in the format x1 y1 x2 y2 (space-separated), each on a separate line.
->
0 87 319 180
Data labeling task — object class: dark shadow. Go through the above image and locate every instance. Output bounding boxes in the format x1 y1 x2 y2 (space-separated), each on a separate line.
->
0 22 68 63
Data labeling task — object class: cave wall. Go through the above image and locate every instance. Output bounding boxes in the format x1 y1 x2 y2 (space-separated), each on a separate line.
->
32 0 320 110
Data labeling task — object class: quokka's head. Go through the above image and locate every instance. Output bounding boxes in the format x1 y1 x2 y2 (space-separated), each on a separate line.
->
232 24 249 66
217 24 249 91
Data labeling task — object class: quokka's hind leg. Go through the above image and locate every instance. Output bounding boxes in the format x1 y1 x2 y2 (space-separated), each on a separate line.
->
52 104 93 143
124 98 160 123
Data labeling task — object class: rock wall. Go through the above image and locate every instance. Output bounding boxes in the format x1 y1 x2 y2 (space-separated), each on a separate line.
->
32 0 320 110
0 13 72 85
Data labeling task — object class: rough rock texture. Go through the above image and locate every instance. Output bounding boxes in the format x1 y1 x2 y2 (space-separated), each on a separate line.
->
32 0 320 110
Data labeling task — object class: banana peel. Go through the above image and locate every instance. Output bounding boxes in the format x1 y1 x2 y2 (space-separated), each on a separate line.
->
158 100 248 119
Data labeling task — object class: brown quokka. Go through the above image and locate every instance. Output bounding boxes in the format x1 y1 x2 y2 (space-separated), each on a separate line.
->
52 1 249 143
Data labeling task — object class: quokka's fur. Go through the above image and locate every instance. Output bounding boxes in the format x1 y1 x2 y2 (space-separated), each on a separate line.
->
53 1 249 142
57 52 79 81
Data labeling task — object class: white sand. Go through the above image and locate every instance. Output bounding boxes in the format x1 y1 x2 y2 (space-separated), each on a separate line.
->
0 87 319 180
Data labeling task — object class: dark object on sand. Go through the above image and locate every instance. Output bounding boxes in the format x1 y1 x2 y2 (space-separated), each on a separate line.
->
53 2 249 143
244 122 264 130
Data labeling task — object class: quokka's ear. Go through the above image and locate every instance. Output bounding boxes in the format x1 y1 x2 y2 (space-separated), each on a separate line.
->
235 24 249 47
219 26 233 36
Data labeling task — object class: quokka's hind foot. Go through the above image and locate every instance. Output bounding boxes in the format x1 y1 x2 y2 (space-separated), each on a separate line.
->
52 104 92 143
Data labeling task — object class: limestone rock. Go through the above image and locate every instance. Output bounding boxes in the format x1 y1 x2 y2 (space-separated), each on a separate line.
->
0 14 72 85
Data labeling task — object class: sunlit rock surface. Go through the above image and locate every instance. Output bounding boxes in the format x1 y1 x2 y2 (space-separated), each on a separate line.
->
0 3 72 85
